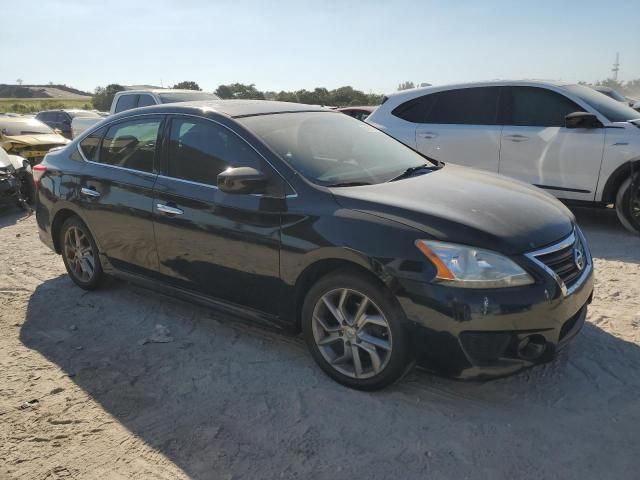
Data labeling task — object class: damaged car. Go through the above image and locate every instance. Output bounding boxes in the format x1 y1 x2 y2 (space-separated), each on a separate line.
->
0 146 33 210
0 117 69 166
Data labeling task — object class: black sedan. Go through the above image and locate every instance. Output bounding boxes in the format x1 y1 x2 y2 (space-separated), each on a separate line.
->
34 100 594 390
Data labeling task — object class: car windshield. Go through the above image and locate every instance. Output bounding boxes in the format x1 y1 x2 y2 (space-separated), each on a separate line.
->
158 92 220 103
565 85 640 122
0 119 55 136
239 111 434 186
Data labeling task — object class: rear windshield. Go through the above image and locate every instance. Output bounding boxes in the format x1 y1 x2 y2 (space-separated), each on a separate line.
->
158 92 221 103
0 119 55 136
564 85 640 123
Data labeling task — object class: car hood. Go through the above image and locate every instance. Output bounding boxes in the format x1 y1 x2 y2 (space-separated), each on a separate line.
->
1 133 69 147
330 164 575 255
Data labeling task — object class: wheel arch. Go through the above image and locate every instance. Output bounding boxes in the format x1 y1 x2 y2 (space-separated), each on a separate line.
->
51 208 97 254
601 158 640 204
291 256 391 331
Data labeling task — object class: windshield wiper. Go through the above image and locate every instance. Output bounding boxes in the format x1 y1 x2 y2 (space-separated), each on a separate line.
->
386 163 440 182
326 181 372 187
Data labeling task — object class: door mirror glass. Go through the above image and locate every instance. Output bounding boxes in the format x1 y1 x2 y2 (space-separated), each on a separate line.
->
217 167 266 194
565 111 603 129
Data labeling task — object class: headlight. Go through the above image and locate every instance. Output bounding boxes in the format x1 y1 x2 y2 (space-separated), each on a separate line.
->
415 240 534 288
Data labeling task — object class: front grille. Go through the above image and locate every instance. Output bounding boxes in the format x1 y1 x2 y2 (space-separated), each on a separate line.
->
528 230 588 292
536 243 581 288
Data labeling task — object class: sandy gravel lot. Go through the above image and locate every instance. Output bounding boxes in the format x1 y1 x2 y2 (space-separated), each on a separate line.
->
0 207 639 480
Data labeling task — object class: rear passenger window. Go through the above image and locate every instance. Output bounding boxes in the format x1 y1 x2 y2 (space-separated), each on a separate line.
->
137 95 156 108
79 127 106 161
114 95 139 113
392 95 436 123
99 118 162 172
508 87 584 127
426 87 500 125
167 117 262 186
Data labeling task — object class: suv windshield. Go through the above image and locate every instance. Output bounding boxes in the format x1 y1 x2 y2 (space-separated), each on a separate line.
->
240 111 434 186
0 119 55 136
565 85 640 122
158 92 221 103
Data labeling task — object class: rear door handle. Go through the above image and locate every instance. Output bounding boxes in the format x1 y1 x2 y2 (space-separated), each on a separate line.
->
157 203 184 216
80 187 101 198
504 134 529 142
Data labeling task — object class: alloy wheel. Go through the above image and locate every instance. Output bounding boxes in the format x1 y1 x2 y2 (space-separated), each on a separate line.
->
312 288 393 379
64 226 96 282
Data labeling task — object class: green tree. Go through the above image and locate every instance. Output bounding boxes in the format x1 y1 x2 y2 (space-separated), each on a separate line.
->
172 81 201 91
214 83 265 100
92 84 125 110
398 81 415 91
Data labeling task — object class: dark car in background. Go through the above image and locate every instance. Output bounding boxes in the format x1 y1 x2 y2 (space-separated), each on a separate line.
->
36 109 102 139
34 100 593 390
337 106 376 121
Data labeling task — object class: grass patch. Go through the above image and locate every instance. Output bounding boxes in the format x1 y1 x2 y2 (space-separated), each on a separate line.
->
0 98 93 114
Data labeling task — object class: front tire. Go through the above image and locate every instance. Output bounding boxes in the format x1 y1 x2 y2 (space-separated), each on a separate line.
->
60 217 104 290
302 269 413 390
615 175 640 234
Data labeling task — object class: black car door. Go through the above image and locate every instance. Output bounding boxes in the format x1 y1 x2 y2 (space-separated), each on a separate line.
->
76 115 164 275
152 115 284 315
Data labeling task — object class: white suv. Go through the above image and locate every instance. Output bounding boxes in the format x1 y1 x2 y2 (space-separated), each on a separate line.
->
367 80 640 233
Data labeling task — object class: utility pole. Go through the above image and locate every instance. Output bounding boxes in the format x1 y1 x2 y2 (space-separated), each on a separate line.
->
612 52 620 81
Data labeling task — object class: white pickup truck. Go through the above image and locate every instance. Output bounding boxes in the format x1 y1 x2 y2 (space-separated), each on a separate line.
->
71 89 221 138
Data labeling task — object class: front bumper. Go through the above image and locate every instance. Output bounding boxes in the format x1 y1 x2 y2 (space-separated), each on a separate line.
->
395 248 594 380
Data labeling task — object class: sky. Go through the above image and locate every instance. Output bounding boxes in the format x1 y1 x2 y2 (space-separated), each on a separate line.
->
2 0 639 95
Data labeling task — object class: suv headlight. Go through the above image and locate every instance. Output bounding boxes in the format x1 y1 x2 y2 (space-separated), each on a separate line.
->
415 240 534 288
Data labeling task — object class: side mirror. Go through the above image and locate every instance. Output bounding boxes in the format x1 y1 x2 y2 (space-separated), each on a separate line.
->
217 167 266 194
565 112 603 129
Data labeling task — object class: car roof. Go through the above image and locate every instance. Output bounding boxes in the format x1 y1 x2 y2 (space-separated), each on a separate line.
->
117 89 216 95
338 106 377 112
135 100 331 118
384 79 576 100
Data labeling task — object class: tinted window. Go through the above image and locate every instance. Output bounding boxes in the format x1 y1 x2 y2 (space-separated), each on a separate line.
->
114 94 139 113
137 95 156 107
167 117 262 186
508 87 583 127
565 85 640 122
426 87 500 125
392 95 436 123
79 127 106 161
99 118 161 172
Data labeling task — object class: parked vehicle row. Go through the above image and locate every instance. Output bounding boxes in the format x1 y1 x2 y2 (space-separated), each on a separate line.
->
367 80 640 233
70 89 221 138
35 100 594 390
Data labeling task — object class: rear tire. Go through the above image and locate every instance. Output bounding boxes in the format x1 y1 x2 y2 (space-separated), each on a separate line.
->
59 216 104 290
615 175 640 234
301 269 414 390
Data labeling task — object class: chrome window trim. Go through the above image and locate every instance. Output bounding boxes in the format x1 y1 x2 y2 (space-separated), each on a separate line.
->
77 111 297 197
525 228 592 297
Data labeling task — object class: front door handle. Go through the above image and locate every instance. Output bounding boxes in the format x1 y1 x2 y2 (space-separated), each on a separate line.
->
419 131 438 139
80 187 101 198
157 203 184 216
504 134 529 142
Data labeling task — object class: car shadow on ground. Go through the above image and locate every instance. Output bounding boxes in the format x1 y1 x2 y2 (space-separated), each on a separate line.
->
571 206 640 263
0 206 30 229
20 271 640 479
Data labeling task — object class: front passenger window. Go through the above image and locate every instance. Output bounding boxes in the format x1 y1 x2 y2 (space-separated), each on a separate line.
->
167 117 262 186
99 118 162 172
508 87 584 127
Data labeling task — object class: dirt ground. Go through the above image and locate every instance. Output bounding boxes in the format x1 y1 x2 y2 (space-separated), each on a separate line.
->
0 207 639 480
